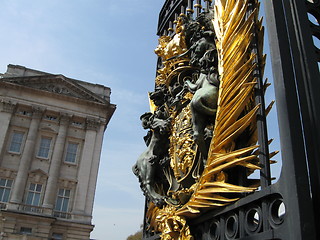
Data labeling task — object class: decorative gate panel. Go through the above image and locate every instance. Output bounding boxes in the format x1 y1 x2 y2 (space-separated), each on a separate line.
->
133 1 320 239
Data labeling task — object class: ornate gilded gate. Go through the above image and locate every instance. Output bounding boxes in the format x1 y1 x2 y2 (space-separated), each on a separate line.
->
134 0 320 239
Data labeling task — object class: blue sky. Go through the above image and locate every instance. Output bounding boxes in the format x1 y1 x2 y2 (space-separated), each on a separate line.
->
0 1 280 239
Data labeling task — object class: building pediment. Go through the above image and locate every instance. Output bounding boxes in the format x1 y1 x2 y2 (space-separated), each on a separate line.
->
1 74 108 104
29 168 48 177
27 169 48 184
0 167 17 179
39 126 56 132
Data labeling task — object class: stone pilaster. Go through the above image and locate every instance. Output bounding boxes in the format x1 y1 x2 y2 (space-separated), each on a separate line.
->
9 107 43 205
72 118 99 215
42 113 70 209
85 122 105 215
0 100 16 158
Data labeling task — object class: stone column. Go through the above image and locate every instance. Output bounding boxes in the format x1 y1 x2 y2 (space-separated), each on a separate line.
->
9 107 43 205
42 114 70 209
85 122 105 215
0 101 16 157
72 118 98 216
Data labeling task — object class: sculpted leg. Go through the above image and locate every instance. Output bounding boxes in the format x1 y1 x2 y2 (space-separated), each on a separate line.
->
145 155 167 205
191 104 209 161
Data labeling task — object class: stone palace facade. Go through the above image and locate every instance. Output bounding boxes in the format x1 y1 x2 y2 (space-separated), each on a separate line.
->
0 64 115 239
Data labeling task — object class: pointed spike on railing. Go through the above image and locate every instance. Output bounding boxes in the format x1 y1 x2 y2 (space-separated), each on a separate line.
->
269 150 279 159
266 100 275 116
268 138 274 145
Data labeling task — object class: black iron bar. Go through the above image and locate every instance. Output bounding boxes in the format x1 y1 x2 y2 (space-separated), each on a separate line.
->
195 0 202 17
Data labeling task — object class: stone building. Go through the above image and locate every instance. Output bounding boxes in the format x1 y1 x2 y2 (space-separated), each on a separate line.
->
0 64 116 239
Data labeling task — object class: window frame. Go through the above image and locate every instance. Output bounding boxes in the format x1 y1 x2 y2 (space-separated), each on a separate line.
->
0 178 13 203
52 233 63 240
16 109 32 117
54 188 71 213
64 141 80 164
20 227 32 235
25 183 43 206
8 131 25 154
36 136 52 159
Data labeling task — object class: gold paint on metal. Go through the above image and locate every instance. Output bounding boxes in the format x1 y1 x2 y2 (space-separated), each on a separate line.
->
147 203 194 240
169 104 197 181
194 4 202 8
147 0 271 239
148 92 157 113
154 16 189 86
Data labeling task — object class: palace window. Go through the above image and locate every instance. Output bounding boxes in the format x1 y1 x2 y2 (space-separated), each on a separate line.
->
64 142 78 163
44 115 58 121
9 131 24 153
20 227 32 235
17 110 32 117
52 233 63 240
26 183 42 206
54 189 70 213
71 121 83 127
0 178 13 203
37 137 52 158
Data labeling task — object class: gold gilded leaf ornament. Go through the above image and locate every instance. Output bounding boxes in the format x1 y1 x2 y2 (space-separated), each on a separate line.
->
133 1 274 239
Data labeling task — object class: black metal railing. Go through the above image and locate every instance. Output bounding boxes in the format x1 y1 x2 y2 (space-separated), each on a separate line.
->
142 0 320 239
157 0 213 36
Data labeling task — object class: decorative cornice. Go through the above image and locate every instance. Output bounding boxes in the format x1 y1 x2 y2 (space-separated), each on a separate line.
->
86 118 101 131
1 75 108 104
39 83 74 97
0 100 16 113
58 178 78 189
28 169 48 183
31 106 45 119
0 168 17 179
60 113 72 125
0 80 112 111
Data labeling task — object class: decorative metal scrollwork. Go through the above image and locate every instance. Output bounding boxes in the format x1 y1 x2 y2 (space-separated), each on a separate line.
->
225 213 239 239
244 205 262 234
136 0 277 239
268 198 286 229
201 194 286 240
